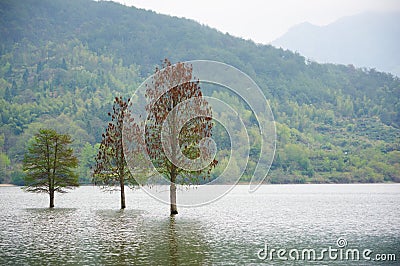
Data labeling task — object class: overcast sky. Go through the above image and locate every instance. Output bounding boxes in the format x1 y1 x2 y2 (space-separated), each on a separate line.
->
113 0 400 44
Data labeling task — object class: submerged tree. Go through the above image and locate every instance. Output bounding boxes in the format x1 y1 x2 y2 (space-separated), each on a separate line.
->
23 129 79 208
93 96 136 209
145 59 217 215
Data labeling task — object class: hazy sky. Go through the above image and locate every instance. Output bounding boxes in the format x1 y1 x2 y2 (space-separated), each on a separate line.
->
113 0 400 44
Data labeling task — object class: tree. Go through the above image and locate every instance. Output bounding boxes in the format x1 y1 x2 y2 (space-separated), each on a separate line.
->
93 96 136 209
0 134 10 181
60 58 68 70
145 59 217 215
22 68 29 85
23 129 79 208
77 142 99 184
0 152 10 178
4 86 12 101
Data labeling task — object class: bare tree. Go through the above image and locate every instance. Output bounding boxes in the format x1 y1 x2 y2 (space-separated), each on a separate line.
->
144 59 217 215
93 96 136 209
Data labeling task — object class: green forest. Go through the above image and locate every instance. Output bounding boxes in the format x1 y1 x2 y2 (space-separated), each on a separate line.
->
0 0 399 185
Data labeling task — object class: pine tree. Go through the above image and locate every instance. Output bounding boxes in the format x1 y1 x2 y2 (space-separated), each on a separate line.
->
23 129 79 208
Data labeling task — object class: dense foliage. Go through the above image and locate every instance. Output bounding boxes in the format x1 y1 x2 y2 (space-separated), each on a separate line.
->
23 129 78 207
0 0 399 184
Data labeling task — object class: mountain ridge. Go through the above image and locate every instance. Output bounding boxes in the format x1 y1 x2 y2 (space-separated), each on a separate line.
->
272 11 400 76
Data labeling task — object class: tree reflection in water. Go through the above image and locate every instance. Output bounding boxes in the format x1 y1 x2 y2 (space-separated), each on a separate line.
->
93 209 211 265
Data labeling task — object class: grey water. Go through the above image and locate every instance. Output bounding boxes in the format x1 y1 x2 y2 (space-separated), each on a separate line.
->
0 184 399 265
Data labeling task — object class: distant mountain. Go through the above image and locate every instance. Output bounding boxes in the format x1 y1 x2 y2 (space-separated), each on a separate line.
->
272 12 400 77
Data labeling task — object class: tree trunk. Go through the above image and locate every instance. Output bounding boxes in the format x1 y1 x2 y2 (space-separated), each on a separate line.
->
170 171 178 215
49 189 54 208
170 108 178 215
120 178 126 209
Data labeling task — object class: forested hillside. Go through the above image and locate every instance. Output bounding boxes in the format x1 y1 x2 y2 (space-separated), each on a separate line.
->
0 0 399 184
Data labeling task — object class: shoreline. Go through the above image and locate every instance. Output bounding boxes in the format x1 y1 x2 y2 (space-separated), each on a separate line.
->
0 182 399 187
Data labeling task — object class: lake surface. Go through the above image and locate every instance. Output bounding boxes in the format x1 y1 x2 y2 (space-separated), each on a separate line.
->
0 184 399 265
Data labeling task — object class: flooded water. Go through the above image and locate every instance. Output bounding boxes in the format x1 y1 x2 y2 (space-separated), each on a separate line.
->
0 184 399 265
